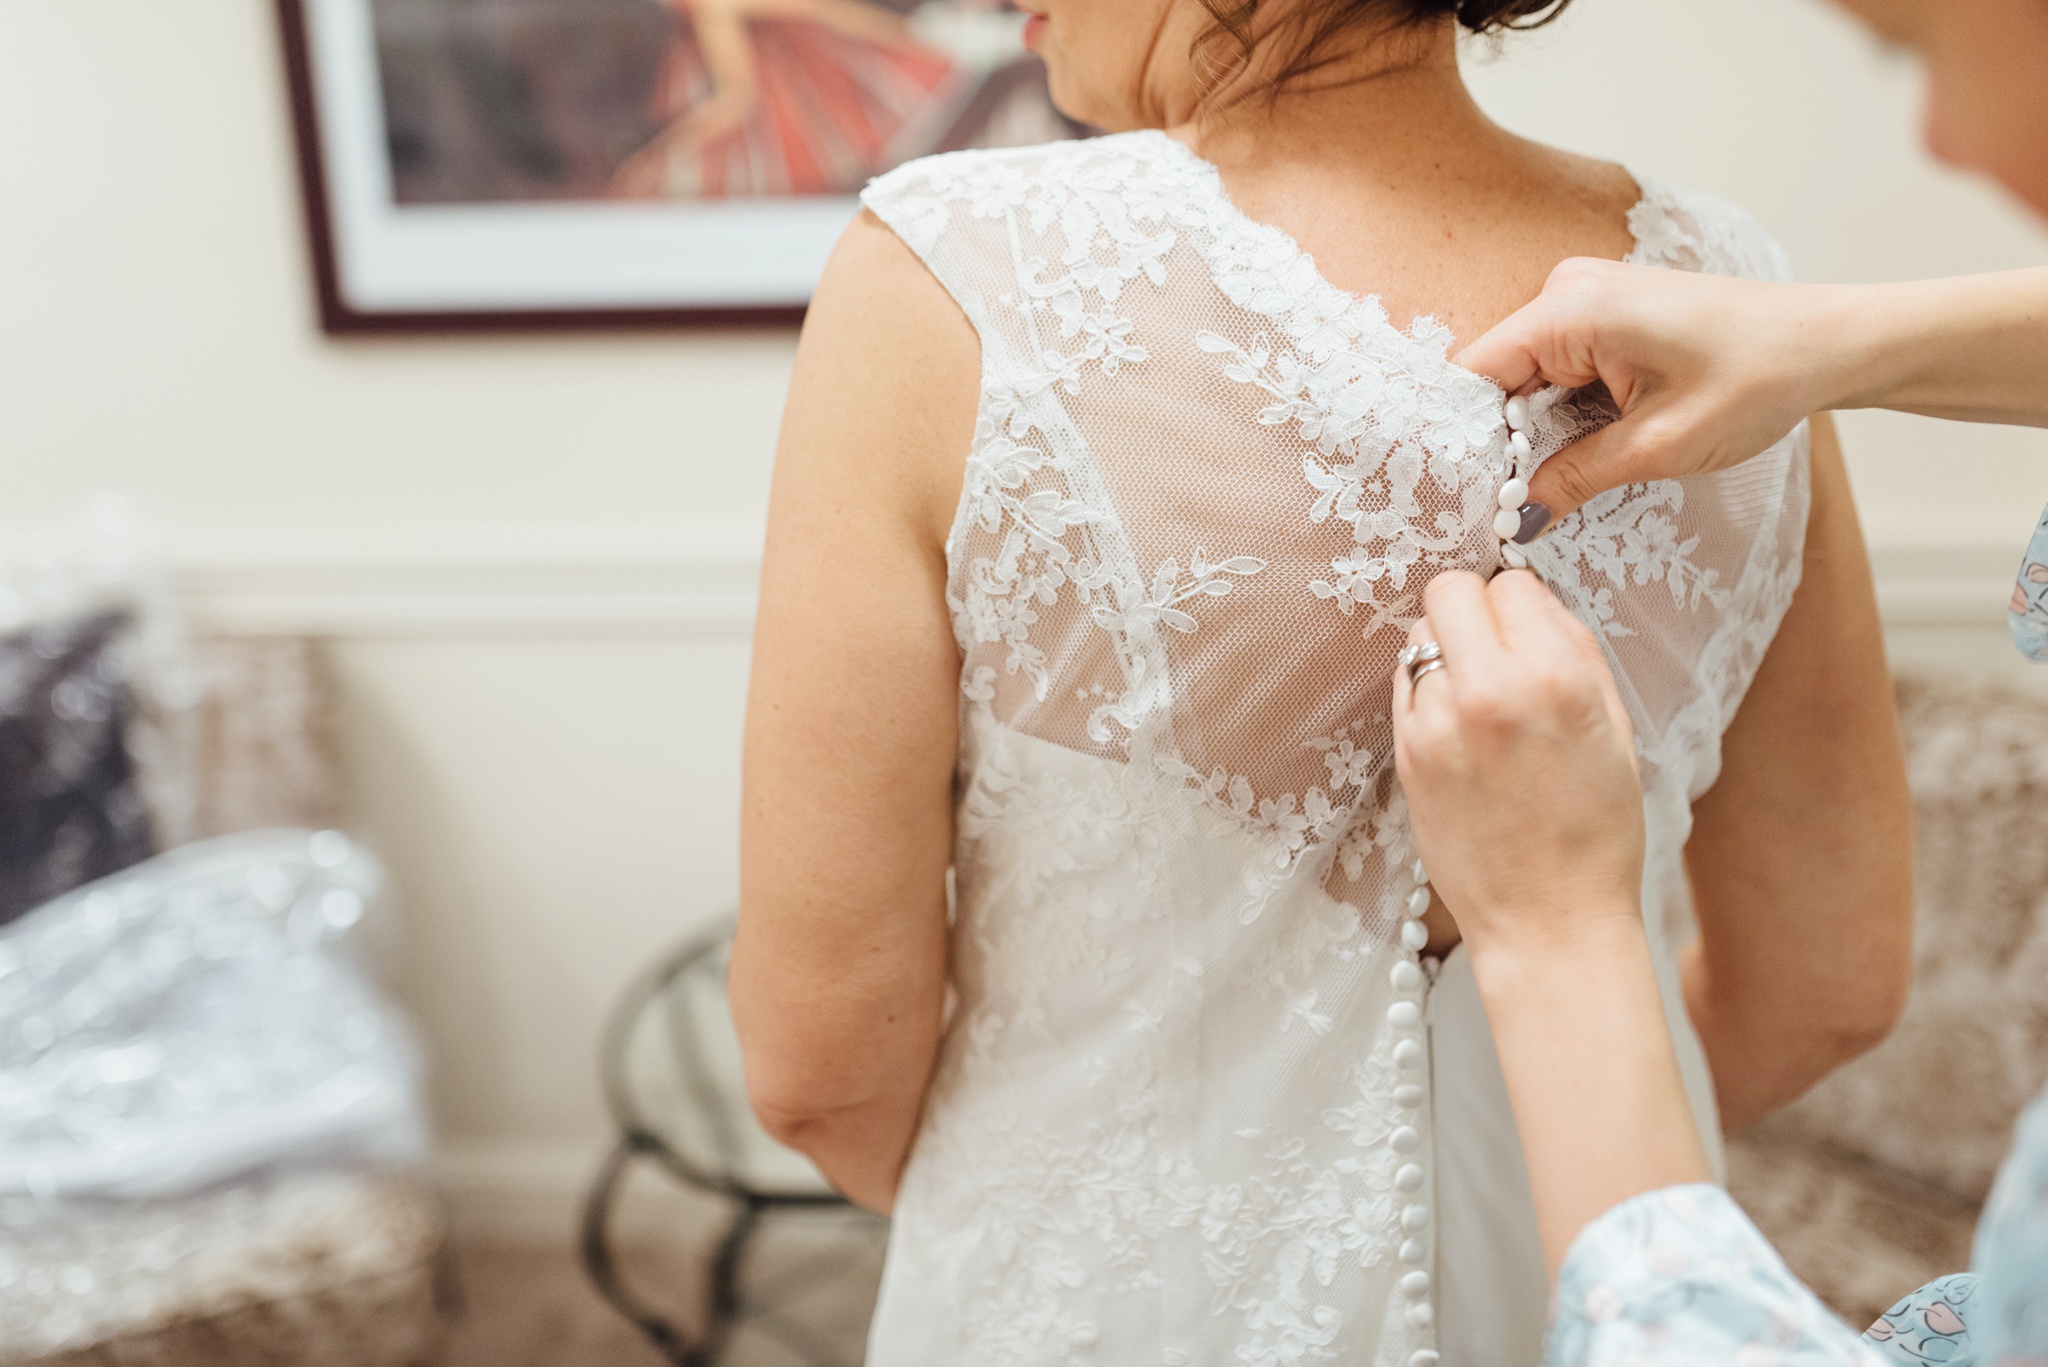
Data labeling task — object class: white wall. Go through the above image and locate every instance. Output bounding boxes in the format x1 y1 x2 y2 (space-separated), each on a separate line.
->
3 0 2045 1236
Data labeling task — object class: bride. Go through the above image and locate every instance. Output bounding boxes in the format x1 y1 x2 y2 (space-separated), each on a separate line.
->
730 1 1914 1363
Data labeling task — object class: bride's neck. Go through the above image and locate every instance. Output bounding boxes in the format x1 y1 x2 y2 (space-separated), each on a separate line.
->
1171 19 1510 183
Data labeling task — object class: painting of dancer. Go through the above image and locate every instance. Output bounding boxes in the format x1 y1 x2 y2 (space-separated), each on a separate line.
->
279 0 1075 327
370 0 1083 205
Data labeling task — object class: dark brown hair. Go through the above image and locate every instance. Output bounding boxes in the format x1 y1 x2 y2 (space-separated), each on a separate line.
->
1194 0 1574 97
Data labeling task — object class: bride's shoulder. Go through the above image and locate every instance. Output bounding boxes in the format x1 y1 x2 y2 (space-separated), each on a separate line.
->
1518 141 1796 284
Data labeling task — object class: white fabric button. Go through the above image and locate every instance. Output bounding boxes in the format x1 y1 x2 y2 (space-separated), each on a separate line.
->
1400 920 1429 952
1401 1203 1430 1232
1497 478 1529 511
1395 1163 1424 1192
1505 396 1531 432
1390 1125 1419 1153
1393 1039 1424 1069
1510 429 1533 460
1405 887 1431 919
1399 1238 1426 1264
1390 962 1422 992
1492 507 1522 539
1409 1352 1441 1367
1401 1270 1432 1299
1388 1001 1421 1029
1393 1083 1425 1108
1406 1301 1434 1329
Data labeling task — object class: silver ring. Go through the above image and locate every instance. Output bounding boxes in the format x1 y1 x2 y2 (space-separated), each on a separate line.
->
1410 658 1448 686
1397 641 1443 676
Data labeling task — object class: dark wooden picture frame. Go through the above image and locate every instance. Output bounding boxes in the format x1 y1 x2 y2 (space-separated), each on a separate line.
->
275 0 1074 335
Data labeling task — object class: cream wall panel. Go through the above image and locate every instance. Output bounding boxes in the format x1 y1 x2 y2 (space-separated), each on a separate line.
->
331 638 749 1146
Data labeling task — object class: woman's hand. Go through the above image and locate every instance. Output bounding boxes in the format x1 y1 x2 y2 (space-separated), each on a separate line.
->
1393 569 1711 1275
1455 260 2048 529
1393 568 1645 960
1453 261 1842 530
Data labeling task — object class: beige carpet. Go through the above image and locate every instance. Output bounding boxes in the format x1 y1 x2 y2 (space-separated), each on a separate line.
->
1728 1129 1979 1328
434 1245 678 1367
436 1212 885 1367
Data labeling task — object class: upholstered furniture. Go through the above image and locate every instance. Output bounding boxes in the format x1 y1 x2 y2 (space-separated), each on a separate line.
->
3 636 446 1367
0 612 155 927
1728 672 2048 1326
4 1172 443 1367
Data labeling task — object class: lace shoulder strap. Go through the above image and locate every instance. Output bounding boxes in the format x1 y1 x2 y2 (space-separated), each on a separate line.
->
859 139 1096 340
1626 173 1797 284
858 135 1200 382
859 143 1041 296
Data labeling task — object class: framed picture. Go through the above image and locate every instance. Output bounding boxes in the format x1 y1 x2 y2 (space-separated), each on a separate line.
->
276 0 1082 332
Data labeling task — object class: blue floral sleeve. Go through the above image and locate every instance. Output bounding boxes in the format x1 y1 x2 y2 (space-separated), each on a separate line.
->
2009 510 2048 660
1549 1085 2048 1367
1864 1276 1980 1365
1548 1184 1911 1367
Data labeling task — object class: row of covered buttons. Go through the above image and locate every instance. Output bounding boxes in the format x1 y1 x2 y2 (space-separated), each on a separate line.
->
1390 859 1437 1367
1490 394 1537 571
1393 387 1537 1365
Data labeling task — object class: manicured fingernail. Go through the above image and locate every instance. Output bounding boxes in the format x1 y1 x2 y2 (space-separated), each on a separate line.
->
1511 502 1552 544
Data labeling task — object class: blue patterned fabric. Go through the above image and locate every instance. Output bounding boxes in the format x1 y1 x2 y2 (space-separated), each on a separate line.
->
2009 508 2048 659
1548 1085 2048 1366
1548 1184 1894 1366
1864 1276 1980 1365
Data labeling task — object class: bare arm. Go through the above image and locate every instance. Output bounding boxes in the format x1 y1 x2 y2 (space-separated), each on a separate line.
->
730 213 976 1212
1454 262 2048 524
1396 418 1911 1269
1841 270 2048 426
1682 413 1915 1132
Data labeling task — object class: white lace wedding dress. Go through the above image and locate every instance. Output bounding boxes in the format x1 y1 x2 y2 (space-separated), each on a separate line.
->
856 131 1810 1367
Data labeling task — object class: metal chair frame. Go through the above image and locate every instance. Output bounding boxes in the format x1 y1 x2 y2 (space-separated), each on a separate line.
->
580 925 884 1367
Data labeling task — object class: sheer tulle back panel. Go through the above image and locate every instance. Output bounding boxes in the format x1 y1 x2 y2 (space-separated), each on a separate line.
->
912 134 1809 936
949 253 1502 932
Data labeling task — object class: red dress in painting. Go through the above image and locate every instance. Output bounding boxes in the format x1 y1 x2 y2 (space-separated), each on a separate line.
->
631 1 965 198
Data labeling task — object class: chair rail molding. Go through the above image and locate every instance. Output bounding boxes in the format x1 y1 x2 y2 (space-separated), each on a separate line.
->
1867 540 2019 629
163 527 767 637
5 524 2020 636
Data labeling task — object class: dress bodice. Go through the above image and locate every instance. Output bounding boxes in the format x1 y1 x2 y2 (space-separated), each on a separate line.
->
857 131 1812 1367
